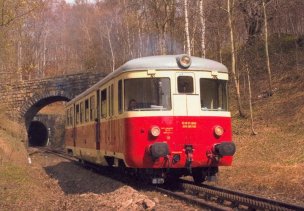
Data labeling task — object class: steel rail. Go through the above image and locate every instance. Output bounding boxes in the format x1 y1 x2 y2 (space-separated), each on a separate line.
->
33 147 78 162
155 186 231 211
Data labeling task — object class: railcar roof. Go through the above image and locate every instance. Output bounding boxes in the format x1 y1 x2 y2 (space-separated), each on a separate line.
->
66 55 228 105
117 55 228 73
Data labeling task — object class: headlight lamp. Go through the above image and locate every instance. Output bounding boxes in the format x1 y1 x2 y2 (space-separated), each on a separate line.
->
214 125 224 137
150 126 161 137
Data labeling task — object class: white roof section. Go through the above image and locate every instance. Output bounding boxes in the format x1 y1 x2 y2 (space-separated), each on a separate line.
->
117 55 228 73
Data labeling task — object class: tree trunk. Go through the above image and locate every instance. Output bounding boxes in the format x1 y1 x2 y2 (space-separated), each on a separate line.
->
159 27 167 55
184 0 191 55
106 22 115 72
137 13 143 57
169 0 176 54
246 65 257 135
217 27 223 63
288 13 299 72
199 0 206 58
43 31 48 78
263 0 272 95
123 0 133 58
190 21 197 55
239 0 264 46
227 0 245 117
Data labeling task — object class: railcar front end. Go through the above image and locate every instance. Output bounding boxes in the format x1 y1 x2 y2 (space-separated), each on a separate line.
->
122 59 235 183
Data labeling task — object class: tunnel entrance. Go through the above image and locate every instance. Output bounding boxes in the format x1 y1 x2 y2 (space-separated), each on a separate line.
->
28 121 48 147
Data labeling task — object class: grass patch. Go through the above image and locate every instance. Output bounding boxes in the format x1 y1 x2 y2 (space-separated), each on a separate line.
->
0 164 32 209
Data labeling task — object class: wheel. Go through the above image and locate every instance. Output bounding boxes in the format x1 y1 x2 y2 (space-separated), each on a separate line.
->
192 168 206 184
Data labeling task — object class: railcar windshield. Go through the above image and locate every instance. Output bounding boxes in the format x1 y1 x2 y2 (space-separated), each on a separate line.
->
124 78 171 111
200 79 228 111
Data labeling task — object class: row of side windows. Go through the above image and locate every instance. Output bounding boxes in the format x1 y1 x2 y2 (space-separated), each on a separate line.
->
67 80 123 126
65 96 95 126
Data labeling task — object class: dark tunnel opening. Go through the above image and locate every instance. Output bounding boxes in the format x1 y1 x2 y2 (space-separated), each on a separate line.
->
28 121 48 147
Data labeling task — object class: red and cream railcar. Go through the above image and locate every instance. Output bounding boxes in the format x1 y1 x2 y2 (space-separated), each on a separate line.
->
65 55 236 184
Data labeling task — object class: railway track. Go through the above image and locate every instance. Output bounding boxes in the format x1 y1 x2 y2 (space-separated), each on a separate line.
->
33 147 304 211
157 182 304 211
29 147 78 162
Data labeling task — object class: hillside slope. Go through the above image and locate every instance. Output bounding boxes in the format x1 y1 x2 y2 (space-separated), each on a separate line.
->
217 68 304 204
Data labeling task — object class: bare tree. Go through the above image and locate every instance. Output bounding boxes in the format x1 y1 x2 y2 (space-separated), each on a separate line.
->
199 0 206 58
246 64 257 135
106 21 115 72
262 0 273 96
0 0 41 27
184 0 191 55
136 0 177 55
0 0 45 81
227 0 245 117
238 0 267 45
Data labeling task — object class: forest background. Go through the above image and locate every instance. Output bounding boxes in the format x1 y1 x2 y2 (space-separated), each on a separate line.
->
1 0 304 119
0 0 304 207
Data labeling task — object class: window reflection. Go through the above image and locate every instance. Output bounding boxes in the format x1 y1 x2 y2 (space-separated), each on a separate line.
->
200 79 228 111
124 78 171 111
177 76 193 93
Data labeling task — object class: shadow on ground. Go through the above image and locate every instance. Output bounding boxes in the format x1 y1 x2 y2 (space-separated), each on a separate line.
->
44 161 123 194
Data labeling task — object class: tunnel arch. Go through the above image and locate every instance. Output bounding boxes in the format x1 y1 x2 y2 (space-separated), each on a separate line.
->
22 94 71 147
23 95 71 130
28 121 48 147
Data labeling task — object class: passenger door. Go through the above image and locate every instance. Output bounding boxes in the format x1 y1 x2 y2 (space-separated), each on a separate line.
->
173 72 200 116
173 72 200 148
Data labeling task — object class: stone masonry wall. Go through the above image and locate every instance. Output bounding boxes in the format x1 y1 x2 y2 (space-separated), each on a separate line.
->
0 72 106 122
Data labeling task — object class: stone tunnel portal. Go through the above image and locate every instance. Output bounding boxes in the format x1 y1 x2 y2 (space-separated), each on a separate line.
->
24 95 70 147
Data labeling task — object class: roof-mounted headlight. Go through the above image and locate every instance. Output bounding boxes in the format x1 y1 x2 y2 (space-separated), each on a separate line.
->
177 54 191 69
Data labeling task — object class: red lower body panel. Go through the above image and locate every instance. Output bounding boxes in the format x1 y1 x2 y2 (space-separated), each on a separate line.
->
65 116 234 169
123 116 233 168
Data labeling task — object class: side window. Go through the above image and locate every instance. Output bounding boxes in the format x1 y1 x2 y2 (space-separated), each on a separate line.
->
90 96 95 121
118 80 123 114
178 76 193 93
80 102 84 123
200 79 228 111
85 99 89 122
110 84 114 116
67 108 72 126
101 89 107 118
76 104 80 124
66 110 69 126
70 107 74 126
124 78 171 111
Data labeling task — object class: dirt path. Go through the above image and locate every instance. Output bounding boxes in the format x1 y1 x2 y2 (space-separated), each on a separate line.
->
21 150 199 211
